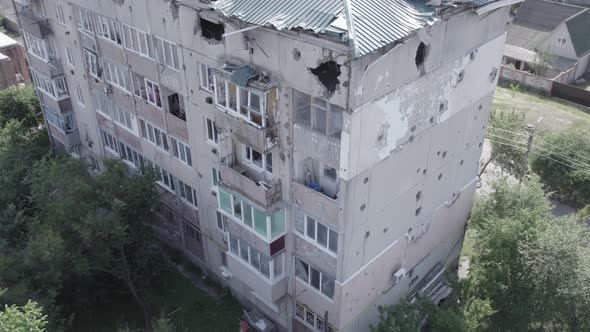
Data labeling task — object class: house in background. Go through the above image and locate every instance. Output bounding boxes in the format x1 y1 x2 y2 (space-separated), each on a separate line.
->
502 0 590 83
0 32 29 88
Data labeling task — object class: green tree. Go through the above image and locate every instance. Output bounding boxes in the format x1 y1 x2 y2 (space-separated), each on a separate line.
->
530 128 590 207
470 177 590 330
0 86 42 130
528 50 555 77
370 298 423 332
0 300 48 332
479 109 526 177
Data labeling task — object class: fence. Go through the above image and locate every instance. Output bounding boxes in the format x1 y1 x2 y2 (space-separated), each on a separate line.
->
552 82 590 107
499 66 554 93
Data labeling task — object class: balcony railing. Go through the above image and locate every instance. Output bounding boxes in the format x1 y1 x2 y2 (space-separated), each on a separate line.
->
215 110 277 153
219 163 281 209
291 181 339 226
27 55 64 78
293 123 341 167
17 7 51 38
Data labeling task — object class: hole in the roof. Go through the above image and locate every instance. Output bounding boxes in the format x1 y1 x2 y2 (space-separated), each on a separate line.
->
310 60 341 94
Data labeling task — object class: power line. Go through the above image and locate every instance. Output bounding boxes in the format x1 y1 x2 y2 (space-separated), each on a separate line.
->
487 138 589 170
486 129 590 165
487 126 529 137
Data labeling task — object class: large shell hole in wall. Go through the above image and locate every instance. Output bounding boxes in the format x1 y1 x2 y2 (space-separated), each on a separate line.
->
201 18 224 41
310 60 341 94
415 42 429 68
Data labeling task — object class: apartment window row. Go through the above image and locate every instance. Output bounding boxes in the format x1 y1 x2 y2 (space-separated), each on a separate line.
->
295 301 335 332
294 91 344 138
295 258 335 299
138 118 193 167
31 70 68 100
170 137 192 167
144 159 177 193
118 141 143 168
228 234 285 281
218 188 285 241
103 59 131 92
98 131 193 202
295 213 338 254
73 6 179 70
244 145 272 173
23 32 55 62
44 106 76 133
215 77 267 127
139 118 169 151
132 73 162 107
93 93 136 132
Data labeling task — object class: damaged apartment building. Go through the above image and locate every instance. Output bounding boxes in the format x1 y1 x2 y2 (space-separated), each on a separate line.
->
14 0 516 330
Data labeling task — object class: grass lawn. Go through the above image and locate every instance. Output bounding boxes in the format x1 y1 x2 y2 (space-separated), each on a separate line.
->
71 269 243 332
493 86 590 136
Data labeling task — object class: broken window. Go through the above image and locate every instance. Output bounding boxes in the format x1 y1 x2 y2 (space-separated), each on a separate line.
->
213 76 270 128
167 93 186 121
294 91 344 138
415 42 427 67
201 18 224 41
310 60 341 94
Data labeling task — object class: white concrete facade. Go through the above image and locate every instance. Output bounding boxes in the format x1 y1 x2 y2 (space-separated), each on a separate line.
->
15 0 512 331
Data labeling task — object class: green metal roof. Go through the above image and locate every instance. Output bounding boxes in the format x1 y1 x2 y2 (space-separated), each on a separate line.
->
213 0 437 57
348 0 437 56
565 10 590 57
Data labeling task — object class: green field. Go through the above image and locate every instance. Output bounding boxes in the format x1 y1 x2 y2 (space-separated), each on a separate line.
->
493 86 590 136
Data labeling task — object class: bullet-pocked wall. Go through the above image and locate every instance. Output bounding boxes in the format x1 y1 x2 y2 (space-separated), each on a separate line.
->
317 6 509 332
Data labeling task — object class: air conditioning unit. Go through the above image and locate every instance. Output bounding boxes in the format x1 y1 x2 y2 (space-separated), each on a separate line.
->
393 268 407 284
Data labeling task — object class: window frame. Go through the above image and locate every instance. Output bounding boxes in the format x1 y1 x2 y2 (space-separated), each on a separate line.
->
170 136 192 167
228 234 285 282
55 3 66 26
200 64 215 93
138 118 169 152
295 258 336 300
217 188 286 242
83 48 101 79
244 145 272 174
122 24 154 59
297 214 338 255
206 118 219 144
154 36 179 70
213 76 269 128
294 91 344 137
177 178 198 208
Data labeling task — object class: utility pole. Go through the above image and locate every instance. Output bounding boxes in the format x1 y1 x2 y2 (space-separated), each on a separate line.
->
520 124 535 182
520 117 543 182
